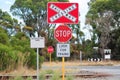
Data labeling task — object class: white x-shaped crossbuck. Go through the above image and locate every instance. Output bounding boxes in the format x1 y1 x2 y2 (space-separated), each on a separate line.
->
49 4 77 22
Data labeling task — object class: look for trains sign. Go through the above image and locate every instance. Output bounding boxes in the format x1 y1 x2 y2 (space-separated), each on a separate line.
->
47 2 79 24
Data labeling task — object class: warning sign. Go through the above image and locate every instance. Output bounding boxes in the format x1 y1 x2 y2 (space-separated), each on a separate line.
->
56 43 70 57
30 37 45 48
47 2 79 24
54 25 72 43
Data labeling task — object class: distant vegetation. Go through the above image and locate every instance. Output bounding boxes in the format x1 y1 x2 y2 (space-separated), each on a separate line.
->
0 0 120 71
86 0 120 60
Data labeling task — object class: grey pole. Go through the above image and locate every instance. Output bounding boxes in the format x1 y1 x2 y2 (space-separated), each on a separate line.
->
37 48 39 80
36 13 39 80
80 51 82 62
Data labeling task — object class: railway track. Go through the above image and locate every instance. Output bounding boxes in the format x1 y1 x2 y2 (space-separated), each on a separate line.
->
0 73 111 80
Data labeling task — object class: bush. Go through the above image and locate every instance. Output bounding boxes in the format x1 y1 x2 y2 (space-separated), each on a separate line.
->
0 32 44 71
0 43 16 71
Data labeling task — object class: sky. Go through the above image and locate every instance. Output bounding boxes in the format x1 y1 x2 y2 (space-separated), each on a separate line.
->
69 0 91 39
0 0 15 12
0 0 91 39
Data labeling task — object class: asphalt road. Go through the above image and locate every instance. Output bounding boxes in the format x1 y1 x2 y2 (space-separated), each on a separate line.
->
80 66 120 80
42 65 120 80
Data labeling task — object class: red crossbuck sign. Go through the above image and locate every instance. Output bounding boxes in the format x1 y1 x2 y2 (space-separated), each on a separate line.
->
47 2 79 24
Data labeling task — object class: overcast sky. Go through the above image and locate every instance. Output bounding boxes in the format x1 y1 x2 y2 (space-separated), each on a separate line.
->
0 0 91 39
69 0 90 39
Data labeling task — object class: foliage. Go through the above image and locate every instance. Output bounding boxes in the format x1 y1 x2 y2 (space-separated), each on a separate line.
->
50 71 61 80
86 0 120 59
26 77 33 80
45 69 54 74
69 22 85 49
66 75 74 80
10 0 70 59
10 32 44 69
0 24 43 71
10 0 69 37
0 9 20 36
39 71 46 80
0 43 13 70
109 28 120 59
0 27 9 45
11 76 23 80
9 76 33 80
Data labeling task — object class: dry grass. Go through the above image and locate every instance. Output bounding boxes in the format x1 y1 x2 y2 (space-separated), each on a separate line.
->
43 60 120 66
0 66 36 76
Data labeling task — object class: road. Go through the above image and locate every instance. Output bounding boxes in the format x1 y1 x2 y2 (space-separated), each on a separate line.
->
42 65 120 80
77 66 120 80
81 66 120 80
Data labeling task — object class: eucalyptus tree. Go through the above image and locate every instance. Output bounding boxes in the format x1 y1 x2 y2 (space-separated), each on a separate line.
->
0 9 20 36
86 0 120 59
10 0 69 57
68 22 85 60
10 0 68 37
69 23 84 48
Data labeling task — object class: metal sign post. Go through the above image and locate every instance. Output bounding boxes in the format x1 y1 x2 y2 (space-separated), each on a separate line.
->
37 48 39 80
80 51 82 62
62 57 65 80
50 53 52 65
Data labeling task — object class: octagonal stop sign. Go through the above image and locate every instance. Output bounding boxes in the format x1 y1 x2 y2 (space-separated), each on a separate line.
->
48 46 54 53
54 25 72 43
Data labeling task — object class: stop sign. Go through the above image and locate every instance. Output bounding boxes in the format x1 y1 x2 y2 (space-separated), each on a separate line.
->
54 25 72 43
47 46 54 53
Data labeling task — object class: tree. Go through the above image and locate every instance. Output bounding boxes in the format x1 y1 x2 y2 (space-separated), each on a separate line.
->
10 32 41 69
0 27 9 45
0 9 20 36
68 22 85 60
10 0 69 57
109 27 120 60
86 0 120 59
10 0 69 37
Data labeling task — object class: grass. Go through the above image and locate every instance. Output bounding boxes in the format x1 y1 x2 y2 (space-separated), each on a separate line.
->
42 60 120 67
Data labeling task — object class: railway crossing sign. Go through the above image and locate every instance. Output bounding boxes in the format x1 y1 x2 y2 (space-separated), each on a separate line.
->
47 2 79 24
54 25 72 43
